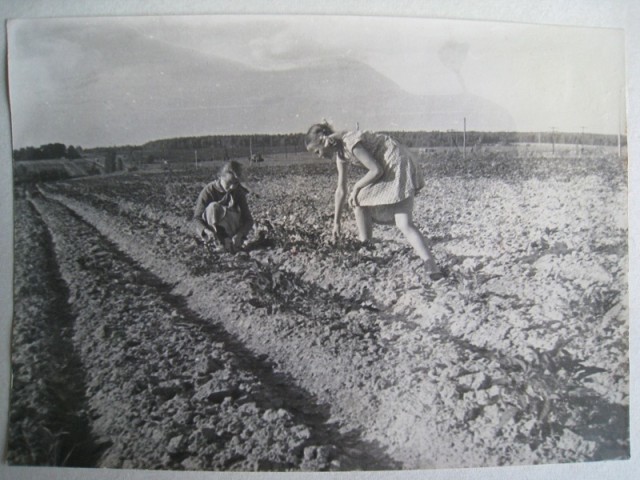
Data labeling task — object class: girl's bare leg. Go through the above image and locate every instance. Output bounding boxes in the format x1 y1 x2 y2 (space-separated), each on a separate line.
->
394 206 439 273
354 206 373 242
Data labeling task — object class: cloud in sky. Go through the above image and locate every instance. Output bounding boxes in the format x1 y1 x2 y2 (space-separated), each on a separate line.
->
8 14 626 148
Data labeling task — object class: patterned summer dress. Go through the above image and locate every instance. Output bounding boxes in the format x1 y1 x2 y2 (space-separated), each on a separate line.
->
340 130 425 223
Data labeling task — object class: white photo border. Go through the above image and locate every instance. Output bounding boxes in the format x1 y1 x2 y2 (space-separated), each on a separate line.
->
0 1 637 480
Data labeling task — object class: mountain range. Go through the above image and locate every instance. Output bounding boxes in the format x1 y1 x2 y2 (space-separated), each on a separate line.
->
24 27 516 147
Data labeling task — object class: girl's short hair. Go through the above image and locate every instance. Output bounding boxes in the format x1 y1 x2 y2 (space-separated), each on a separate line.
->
305 121 334 147
306 121 347 160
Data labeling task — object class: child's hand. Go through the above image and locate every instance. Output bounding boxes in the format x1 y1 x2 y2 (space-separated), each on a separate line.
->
331 223 341 243
348 188 360 208
201 228 220 247
201 229 214 242
232 233 244 250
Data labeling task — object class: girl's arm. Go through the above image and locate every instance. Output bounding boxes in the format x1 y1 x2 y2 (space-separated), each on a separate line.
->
333 156 348 241
349 144 383 207
193 185 215 233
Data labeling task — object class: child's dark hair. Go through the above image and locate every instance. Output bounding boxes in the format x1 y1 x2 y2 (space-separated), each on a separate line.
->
220 160 243 180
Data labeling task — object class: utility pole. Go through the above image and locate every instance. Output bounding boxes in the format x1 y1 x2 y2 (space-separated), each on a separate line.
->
579 126 585 156
463 117 467 160
550 127 557 155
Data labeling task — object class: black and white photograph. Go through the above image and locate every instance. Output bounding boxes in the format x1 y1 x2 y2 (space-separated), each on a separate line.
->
1 3 635 478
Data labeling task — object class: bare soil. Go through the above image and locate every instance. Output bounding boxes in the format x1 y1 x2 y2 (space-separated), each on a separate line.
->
7 150 629 471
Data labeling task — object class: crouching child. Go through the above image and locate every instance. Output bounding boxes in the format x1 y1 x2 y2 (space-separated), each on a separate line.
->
193 161 254 252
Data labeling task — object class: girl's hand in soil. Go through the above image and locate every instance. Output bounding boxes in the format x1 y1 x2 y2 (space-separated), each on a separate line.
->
331 223 341 244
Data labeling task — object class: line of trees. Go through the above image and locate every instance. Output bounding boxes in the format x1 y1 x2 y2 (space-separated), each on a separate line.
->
13 143 83 161
17 130 626 163
143 133 304 151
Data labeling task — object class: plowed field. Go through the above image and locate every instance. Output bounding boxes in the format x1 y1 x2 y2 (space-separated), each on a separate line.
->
8 149 629 471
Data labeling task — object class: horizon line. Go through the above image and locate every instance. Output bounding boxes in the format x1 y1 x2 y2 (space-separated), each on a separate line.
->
13 129 628 151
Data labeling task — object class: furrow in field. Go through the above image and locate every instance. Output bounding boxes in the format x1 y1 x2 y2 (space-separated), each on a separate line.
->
8 200 100 467
38 188 476 468
37 179 629 468
48 171 629 392
29 193 397 471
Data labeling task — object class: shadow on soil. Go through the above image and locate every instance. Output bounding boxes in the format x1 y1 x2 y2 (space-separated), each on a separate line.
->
130 266 401 470
54 198 400 471
8 200 107 467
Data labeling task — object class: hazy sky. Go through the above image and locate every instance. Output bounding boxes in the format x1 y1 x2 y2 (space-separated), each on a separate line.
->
8 14 626 148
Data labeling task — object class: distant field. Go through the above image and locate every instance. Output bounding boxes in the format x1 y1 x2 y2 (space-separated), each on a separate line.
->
13 158 102 183
420 143 624 157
